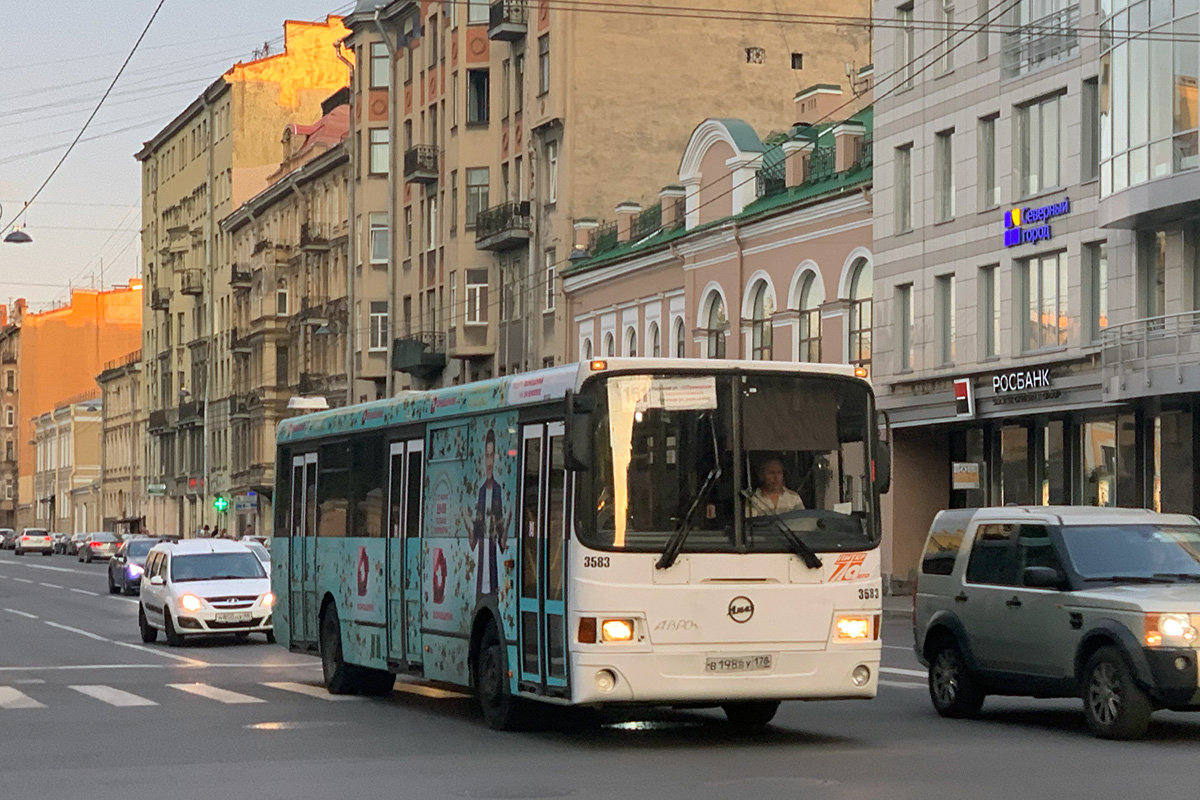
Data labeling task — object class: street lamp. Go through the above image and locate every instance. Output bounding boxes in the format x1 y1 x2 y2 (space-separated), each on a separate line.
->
0 203 33 244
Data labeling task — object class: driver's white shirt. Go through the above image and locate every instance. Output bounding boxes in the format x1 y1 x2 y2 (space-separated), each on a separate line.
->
747 488 804 517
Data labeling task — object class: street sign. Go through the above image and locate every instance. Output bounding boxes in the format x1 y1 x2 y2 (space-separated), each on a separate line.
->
147 484 167 496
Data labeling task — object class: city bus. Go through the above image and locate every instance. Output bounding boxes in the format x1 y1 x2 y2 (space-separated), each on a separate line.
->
271 358 889 729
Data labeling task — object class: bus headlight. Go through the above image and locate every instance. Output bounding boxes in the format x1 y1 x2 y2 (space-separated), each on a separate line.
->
834 615 872 642
601 619 635 642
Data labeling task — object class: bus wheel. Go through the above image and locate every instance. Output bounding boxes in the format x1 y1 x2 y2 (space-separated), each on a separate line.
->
320 606 356 695
722 701 780 728
475 623 522 731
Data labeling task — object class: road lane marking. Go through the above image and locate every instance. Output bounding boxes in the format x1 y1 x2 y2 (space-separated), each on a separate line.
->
4 608 38 619
261 681 358 701
42 621 209 666
20 563 88 575
879 680 925 690
12 577 33 584
108 597 140 605
169 683 266 704
883 645 914 651
70 685 158 707
39 582 64 589
0 664 168 672
880 667 927 678
70 588 100 597
0 687 46 709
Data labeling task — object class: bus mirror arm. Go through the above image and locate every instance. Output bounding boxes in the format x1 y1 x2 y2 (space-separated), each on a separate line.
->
565 391 594 472
875 410 892 495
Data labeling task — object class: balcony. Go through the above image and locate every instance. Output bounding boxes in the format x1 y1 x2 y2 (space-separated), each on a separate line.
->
150 287 171 311
230 265 251 290
488 0 527 41
298 372 329 396
230 394 251 420
297 297 329 327
475 201 531 251
180 268 203 295
392 332 446 381
2 352 15 365
148 409 171 432
178 400 205 425
403 145 439 184
230 327 251 355
300 222 330 252
1102 311 1200 401
1001 5 1079 80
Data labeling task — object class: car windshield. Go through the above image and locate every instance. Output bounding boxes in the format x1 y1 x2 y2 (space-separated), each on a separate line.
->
26 530 48 536
1060 524 1200 581
578 372 879 554
91 533 118 543
170 553 266 582
126 540 155 559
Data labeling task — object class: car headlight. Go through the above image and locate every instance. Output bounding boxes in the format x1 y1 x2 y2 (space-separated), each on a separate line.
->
1145 613 1199 647
833 614 874 642
179 594 203 613
261 592 275 607
600 619 635 642
127 564 144 578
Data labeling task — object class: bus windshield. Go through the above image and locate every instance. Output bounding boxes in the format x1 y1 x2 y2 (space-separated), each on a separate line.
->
578 371 879 555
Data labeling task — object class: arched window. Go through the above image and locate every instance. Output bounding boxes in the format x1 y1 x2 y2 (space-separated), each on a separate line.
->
276 278 289 316
797 273 822 363
624 326 638 357
674 317 686 358
703 292 726 359
603 332 615 357
648 321 661 358
582 337 593 360
749 280 775 360
848 258 872 372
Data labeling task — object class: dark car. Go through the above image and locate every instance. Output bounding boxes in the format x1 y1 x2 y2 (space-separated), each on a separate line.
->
64 532 88 556
0 528 15 550
79 531 121 563
108 538 156 595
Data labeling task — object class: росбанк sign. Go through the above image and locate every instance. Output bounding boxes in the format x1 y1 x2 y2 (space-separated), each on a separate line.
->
1003 197 1070 248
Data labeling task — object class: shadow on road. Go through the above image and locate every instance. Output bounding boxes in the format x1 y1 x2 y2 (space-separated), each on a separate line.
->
948 705 1200 743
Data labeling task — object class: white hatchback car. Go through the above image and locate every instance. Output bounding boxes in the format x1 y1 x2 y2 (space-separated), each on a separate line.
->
15 528 54 556
137 539 275 646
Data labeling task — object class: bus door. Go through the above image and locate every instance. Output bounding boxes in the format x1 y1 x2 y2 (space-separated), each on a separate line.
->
517 422 568 695
386 438 424 664
289 452 318 644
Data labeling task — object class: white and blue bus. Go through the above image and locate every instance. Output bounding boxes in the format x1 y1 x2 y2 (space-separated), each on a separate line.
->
272 358 889 729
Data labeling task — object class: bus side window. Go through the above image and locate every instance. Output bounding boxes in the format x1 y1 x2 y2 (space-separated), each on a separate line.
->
405 448 423 539
275 448 291 536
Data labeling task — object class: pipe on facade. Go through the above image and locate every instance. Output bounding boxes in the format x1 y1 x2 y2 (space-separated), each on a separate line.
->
374 10 398 398
334 36 357 406
203 95 214 532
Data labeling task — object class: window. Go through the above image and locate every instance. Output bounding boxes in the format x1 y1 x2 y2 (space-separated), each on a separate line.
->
402 295 412 336
896 4 915 91
1017 94 1064 197
538 34 550 95
965 524 1019 585
467 69 489 124
935 129 955 222
673 317 686 358
895 144 913 233
4 370 11 391
797 272 822 363
979 115 999 208
370 42 390 89
1024 251 1067 350
936 273 956 365
790 52 804 70
976 0 990 60
981 265 1000 358
624 327 638 357
465 269 488 324
937 0 955 74
583 338 593 360
599 332 613 357
275 344 289 387
704 293 726 359
369 212 388 264
466 168 489 227
544 249 556 311
425 196 438 251
450 170 458 233
369 302 389 351
1082 77 1099 182
897 284 913 371
1085 241 1108 341
427 16 438 67
369 128 389 175
276 279 289 316
514 54 525 112
545 141 558 205
404 207 413 257
921 522 964 575
749 280 775 360
3 405 12 428
649 321 661 357
451 72 459 128
848 258 872 372
501 60 510 118
1140 231 1169 319
467 0 487 24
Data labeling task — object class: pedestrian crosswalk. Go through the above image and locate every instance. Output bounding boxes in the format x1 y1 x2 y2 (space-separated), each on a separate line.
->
0 680 369 710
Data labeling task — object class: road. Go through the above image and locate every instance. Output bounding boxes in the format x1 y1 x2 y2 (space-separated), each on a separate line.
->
1 548 1197 800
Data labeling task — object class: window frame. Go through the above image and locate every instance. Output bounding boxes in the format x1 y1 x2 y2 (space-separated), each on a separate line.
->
368 128 390 176
368 301 389 352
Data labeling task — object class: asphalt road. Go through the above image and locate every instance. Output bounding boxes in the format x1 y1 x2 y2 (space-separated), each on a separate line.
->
1 548 1198 800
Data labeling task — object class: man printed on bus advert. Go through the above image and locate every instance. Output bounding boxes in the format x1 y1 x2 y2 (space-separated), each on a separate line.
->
747 457 804 516
469 429 510 599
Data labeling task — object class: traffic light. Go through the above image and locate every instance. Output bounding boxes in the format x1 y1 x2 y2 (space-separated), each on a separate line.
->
213 495 229 513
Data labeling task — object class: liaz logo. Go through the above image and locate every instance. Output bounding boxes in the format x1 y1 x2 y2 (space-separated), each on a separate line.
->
829 553 869 582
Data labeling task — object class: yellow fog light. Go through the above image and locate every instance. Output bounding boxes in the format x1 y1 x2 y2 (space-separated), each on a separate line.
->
180 594 203 612
601 619 634 642
834 615 871 641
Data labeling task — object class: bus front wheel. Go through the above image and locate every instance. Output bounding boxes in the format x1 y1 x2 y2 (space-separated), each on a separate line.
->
723 701 780 728
475 623 523 731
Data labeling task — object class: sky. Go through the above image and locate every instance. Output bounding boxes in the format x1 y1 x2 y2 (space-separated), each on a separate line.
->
0 0 358 311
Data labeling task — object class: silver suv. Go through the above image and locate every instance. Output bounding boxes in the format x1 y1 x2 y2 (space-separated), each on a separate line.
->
914 506 1200 740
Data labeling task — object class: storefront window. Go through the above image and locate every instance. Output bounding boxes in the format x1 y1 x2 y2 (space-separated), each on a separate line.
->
1041 420 1068 504
1000 425 1032 505
1154 411 1194 513
1082 418 1116 506
950 428 987 508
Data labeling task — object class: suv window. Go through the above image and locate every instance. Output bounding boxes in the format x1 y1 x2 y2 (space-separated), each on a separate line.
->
922 527 965 575
1016 524 1064 577
965 524 1019 585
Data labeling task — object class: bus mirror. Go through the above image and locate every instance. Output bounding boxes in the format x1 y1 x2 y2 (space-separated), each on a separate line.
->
566 391 595 472
875 440 892 494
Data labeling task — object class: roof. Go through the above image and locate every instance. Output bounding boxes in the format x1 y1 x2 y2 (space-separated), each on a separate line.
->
965 506 1200 526
713 118 766 153
154 539 254 556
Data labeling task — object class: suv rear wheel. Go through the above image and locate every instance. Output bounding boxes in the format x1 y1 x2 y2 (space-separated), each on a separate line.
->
1082 647 1152 740
928 639 985 718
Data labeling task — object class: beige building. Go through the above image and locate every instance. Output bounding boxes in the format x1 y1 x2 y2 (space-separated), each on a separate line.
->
0 301 24 529
33 398 102 533
97 350 144 533
135 17 351 537
341 0 872 393
220 96 352 537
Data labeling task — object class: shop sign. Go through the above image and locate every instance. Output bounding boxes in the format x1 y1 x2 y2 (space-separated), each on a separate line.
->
147 483 167 496
953 378 975 418
1003 197 1070 248
952 462 982 490
991 367 1061 405
234 494 257 513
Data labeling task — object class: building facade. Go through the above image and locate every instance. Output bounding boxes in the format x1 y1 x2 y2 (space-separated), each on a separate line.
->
33 399 102 534
135 17 350 538
97 350 144 532
341 0 873 393
0 301 24 529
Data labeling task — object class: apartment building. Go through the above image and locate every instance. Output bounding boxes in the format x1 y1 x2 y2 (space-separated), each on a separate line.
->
341 0 873 393
97 350 144 532
219 97 351 537
0 301 23 528
134 17 350 537
33 398 102 534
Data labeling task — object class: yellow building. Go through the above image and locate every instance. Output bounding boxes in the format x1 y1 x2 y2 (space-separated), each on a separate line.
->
32 398 103 533
97 350 144 532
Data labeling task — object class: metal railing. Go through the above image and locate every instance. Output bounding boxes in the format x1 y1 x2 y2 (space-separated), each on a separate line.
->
403 145 439 180
489 0 527 30
1101 309 1200 397
629 203 662 241
755 157 786 198
589 221 619 255
1001 5 1080 79
852 134 873 172
475 200 531 241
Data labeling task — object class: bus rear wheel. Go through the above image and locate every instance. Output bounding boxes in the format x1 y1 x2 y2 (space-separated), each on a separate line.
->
319 605 395 696
475 622 523 731
722 701 780 728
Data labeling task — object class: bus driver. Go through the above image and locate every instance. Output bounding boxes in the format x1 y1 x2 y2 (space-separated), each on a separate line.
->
746 457 804 517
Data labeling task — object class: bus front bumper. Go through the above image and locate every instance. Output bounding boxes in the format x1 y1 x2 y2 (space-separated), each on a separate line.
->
570 646 880 706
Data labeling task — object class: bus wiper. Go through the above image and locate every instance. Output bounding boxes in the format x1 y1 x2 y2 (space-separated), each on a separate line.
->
1153 573 1200 582
743 493 822 569
656 465 720 571
1082 575 1176 584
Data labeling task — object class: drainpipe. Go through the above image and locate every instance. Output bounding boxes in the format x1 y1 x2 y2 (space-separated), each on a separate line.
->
203 94 214 533
375 10 398 398
334 37 357 406
731 222 744 359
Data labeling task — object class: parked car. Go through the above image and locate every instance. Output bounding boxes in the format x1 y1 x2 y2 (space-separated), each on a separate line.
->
14 528 54 556
914 506 1200 741
245 542 271 569
108 538 157 595
51 533 70 554
138 539 274 646
64 532 88 556
78 531 121 562
0 528 16 550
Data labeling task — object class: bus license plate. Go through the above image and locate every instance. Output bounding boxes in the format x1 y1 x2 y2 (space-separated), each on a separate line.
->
705 655 773 673
219 612 252 623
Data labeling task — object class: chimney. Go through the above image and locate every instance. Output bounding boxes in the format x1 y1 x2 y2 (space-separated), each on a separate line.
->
615 202 641 243
782 136 815 187
794 84 844 125
573 218 599 251
833 120 867 172
659 185 687 229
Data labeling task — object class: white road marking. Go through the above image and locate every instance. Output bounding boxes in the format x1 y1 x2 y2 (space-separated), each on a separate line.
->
69 685 158 707
261 681 358 701
42 620 208 666
21 563 87 575
70 588 100 597
0 664 168 672
39 582 64 589
168 683 266 704
11 679 45 684
12 577 33 584
0 687 46 709
880 667 927 678
108 597 140 605
4 608 38 619
883 645 914 651
880 680 926 690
